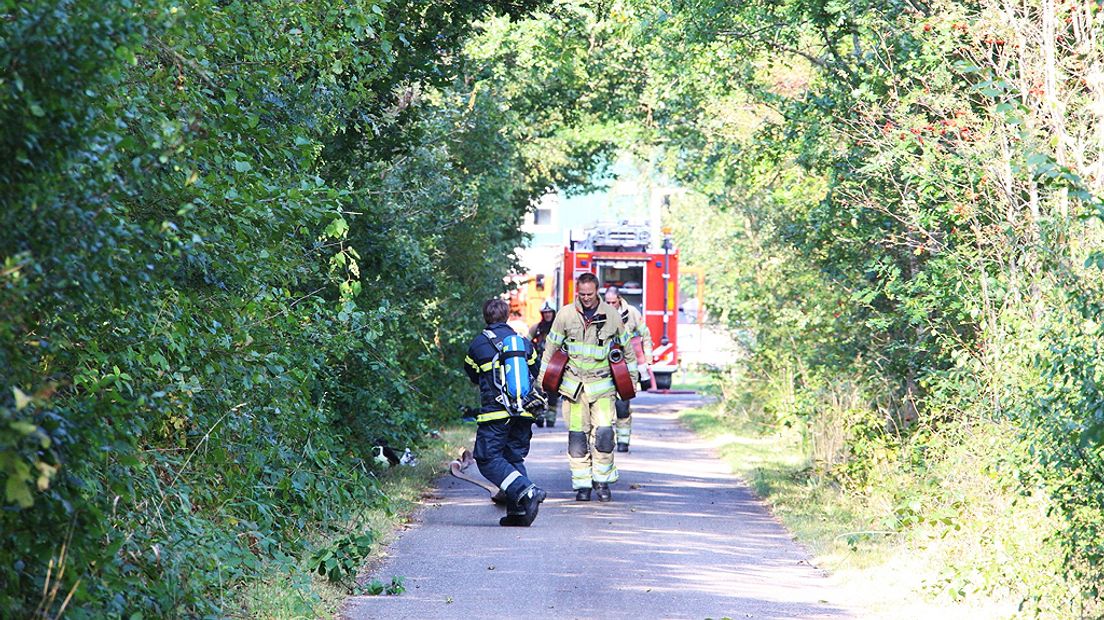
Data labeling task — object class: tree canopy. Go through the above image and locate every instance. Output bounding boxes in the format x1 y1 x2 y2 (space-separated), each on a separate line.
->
5 0 1104 615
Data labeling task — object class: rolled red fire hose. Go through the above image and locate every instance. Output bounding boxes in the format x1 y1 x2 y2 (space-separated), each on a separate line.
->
542 347 569 393
607 343 636 400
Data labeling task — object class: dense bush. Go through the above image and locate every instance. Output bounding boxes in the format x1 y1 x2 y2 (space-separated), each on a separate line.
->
13 0 1104 615
589 0 1104 612
0 0 623 615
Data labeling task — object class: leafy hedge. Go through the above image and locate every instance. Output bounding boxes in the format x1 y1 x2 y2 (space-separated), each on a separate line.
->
0 0 613 615
618 0 1104 611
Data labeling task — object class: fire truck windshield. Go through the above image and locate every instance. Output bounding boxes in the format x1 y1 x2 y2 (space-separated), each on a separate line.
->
597 260 645 314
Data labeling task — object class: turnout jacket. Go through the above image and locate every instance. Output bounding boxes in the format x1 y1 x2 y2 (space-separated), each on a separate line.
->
536 299 639 402
464 322 539 423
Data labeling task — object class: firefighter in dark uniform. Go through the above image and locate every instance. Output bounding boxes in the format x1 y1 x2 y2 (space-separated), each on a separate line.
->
528 300 560 427
464 298 547 526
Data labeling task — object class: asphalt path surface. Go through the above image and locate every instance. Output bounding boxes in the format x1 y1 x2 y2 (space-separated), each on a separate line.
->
344 392 855 620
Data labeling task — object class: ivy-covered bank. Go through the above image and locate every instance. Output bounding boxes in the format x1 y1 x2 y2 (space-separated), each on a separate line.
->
0 1 618 615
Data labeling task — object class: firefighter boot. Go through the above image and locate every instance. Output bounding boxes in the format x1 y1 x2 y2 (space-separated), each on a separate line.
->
577 479 601 502
616 442 629 453
512 485 547 522
499 496 526 527
595 482 612 502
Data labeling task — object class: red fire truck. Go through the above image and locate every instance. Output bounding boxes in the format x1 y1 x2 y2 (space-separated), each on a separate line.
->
555 222 679 390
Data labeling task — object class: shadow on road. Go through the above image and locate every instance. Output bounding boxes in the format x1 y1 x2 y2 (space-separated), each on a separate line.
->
344 392 854 620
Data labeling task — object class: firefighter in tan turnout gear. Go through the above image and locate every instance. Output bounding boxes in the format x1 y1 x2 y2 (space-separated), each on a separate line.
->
604 286 653 453
537 273 638 502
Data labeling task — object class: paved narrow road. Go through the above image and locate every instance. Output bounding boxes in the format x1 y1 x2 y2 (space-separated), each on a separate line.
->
343 393 854 620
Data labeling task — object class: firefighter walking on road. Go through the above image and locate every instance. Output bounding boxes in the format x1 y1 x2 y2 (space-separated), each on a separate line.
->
464 298 546 526
528 300 560 427
604 286 653 453
537 273 637 502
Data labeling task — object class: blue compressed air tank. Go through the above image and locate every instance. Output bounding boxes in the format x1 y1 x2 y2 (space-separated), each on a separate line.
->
501 334 531 406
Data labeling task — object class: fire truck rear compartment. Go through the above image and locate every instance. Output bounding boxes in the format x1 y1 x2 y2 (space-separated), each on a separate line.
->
596 260 646 315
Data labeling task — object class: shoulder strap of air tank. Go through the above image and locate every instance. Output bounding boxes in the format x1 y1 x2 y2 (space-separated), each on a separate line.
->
482 329 503 352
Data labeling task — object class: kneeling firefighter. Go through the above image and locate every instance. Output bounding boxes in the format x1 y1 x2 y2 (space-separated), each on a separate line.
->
528 300 560 427
537 273 638 502
464 298 547 526
604 286 654 452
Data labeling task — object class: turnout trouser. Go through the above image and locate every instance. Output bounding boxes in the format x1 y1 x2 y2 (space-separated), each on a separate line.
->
474 418 535 502
566 396 618 489
615 398 631 445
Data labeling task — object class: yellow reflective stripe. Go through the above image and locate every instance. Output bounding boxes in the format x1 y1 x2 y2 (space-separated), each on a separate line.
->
570 467 592 489
566 342 605 359
586 378 615 394
468 355 499 373
567 401 584 431
592 398 613 425
570 358 607 371
618 332 633 345
474 408 507 421
475 410 534 423
527 350 537 364
627 362 638 373
562 376 581 394
593 462 618 483
547 330 566 345
616 425 630 442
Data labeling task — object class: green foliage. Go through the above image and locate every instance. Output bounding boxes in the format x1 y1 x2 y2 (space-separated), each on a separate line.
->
312 532 375 590
12 0 1104 614
360 575 405 596
0 0 617 615
438 0 1104 612
618 0 1104 612
1032 278 1104 601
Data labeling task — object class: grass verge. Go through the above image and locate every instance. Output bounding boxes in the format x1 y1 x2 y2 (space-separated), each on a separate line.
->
679 383 1070 618
671 366 724 395
230 423 477 619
